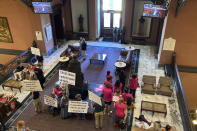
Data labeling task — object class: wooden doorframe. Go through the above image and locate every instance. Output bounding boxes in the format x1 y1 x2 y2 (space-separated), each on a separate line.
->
100 0 122 37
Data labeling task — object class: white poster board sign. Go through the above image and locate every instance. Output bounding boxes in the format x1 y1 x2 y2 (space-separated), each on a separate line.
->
44 95 58 108
35 31 43 41
68 101 88 113
88 91 101 106
22 80 43 91
163 37 176 51
59 70 76 86
113 96 120 102
31 47 41 56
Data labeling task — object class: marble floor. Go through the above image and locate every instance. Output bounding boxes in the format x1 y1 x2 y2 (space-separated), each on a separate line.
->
1 40 183 130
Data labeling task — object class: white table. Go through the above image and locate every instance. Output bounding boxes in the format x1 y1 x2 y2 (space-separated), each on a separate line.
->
125 46 135 51
114 61 126 68
59 57 69 62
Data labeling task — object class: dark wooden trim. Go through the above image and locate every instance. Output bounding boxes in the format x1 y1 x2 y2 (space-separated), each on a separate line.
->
173 64 194 131
87 0 90 37
178 65 197 74
130 0 136 38
0 48 25 55
69 0 74 33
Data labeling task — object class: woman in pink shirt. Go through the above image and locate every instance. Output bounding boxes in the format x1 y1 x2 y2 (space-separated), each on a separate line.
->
106 71 113 83
113 80 123 93
122 89 134 103
114 97 127 128
104 77 113 90
102 82 113 115
129 74 138 98
53 84 63 99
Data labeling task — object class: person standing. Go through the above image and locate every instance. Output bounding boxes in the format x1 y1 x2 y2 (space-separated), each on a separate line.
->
91 97 105 129
34 64 45 89
102 82 113 116
32 91 42 114
80 38 87 60
114 97 127 129
113 80 123 93
129 74 138 98
106 71 113 83
60 93 70 119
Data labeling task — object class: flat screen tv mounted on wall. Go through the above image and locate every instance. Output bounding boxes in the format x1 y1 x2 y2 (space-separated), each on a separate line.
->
143 4 167 18
32 2 52 14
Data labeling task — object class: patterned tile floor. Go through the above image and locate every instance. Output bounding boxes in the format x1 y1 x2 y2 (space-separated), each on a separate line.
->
1 40 183 130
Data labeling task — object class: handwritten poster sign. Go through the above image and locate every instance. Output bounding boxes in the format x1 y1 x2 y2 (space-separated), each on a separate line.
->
35 31 43 41
22 80 43 91
44 95 58 108
163 37 176 51
88 91 101 106
31 47 41 56
59 70 76 85
113 96 120 102
68 101 88 113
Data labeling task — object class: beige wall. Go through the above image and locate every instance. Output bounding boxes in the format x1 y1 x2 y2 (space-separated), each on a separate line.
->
180 72 197 110
0 0 45 64
159 0 197 66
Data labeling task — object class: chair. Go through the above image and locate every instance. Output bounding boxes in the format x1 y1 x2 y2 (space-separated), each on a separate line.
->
141 75 156 95
157 77 173 97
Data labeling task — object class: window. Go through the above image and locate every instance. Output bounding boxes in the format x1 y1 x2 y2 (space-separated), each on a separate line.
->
104 13 111 27
103 0 122 11
113 13 120 28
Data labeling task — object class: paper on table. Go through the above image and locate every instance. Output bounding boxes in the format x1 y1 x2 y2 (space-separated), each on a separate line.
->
163 37 176 51
31 47 41 56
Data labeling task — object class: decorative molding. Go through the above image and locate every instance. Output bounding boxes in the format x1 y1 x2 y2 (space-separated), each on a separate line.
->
0 48 25 55
178 65 197 74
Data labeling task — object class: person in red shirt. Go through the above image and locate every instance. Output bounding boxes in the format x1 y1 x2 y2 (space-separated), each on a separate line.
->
129 74 138 98
53 84 63 101
104 77 113 90
122 89 134 103
114 80 123 93
102 82 113 116
106 71 113 83
114 97 127 128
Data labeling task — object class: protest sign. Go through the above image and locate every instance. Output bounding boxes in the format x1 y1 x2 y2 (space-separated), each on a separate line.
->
68 101 88 113
113 96 120 102
22 80 43 91
59 70 76 85
31 47 41 56
88 91 101 106
44 95 58 108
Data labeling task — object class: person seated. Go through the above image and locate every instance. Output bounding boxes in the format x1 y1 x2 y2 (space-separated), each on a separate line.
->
13 61 24 81
36 55 44 66
53 84 63 104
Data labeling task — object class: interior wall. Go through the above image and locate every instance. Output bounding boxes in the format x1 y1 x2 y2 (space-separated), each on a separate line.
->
40 14 54 56
131 0 152 37
180 72 197 109
0 0 45 64
71 0 88 33
96 0 101 38
159 0 197 66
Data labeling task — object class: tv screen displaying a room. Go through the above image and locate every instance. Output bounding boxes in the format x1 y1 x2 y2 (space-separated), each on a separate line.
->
32 2 52 14
143 4 166 18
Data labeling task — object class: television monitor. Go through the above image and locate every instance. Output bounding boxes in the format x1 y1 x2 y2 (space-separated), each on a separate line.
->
143 4 167 18
32 2 52 14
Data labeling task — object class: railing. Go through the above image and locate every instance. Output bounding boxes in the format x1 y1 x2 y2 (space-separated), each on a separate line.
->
0 50 34 84
173 64 194 131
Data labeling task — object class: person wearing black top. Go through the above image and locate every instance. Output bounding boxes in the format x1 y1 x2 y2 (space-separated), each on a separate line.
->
32 91 42 114
34 64 45 89
119 70 126 92
80 38 87 60
91 97 105 129
36 55 44 66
